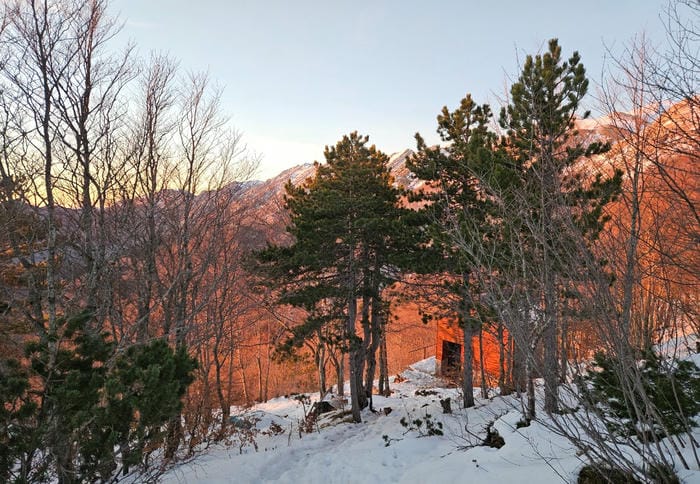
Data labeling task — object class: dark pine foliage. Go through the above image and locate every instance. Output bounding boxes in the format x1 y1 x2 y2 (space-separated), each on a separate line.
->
407 94 507 408
255 132 426 422
584 349 700 437
0 310 197 483
498 38 622 414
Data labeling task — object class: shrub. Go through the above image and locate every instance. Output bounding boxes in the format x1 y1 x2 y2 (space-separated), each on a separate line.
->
399 412 444 437
584 349 700 437
0 360 41 482
577 464 640 484
0 311 197 482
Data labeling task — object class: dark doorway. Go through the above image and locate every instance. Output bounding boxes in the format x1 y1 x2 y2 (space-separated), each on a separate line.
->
441 340 462 377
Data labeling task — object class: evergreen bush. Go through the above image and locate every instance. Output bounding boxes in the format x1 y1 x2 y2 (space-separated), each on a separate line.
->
584 349 700 437
0 311 197 482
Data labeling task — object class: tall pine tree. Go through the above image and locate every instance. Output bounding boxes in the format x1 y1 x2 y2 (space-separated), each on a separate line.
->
408 95 503 408
256 132 417 422
498 39 620 414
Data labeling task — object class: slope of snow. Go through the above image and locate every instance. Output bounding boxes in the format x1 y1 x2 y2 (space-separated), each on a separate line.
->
162 356 700 483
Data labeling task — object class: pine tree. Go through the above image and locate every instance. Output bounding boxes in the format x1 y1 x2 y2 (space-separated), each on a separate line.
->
256 132 417 422
498 39 620 413
408 95 503 408
0 310 197 482
585 349 700 437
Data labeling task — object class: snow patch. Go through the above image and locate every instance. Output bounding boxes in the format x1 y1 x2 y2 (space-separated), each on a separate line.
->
161 355 700 484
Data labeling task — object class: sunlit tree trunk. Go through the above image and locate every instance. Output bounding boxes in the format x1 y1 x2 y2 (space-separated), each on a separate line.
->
479 326 488 399
378 329 390 396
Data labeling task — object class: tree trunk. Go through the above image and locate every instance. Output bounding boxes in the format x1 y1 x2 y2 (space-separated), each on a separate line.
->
227 342 235 405
238 350 250 405
378 330 390 396
363 296 383 405
337 352 345 396
543 270 559 413
512 336 526 393
356 293 370 410
479 326 488 399
263 341 271 402
526 355 536 421
462 317 476 408
461 275 477 409
497 324 509 395
256 355 263 403
318 342 327 399
329 350 345 396
621 145 642 351
214 343 229 430
559 315 568 383
347 292 362 422
506 333 514 392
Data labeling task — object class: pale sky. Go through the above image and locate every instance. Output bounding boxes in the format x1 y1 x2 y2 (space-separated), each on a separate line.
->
113 0 666 180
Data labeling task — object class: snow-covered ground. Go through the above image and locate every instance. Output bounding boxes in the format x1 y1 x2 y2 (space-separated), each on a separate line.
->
162 356 700 484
